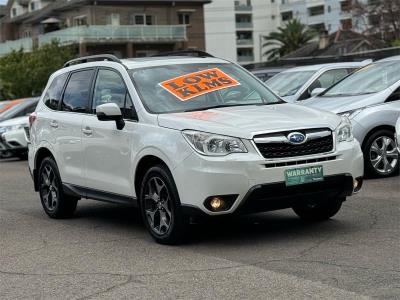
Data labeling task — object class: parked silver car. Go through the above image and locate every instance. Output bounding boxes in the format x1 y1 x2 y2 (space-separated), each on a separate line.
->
266 61 371 103
303 58 400 177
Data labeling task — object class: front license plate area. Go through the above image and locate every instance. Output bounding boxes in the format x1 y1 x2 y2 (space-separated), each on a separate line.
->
285 165 324 186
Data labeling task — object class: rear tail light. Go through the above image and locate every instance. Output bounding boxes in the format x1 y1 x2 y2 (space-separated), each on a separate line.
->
29 112 37 128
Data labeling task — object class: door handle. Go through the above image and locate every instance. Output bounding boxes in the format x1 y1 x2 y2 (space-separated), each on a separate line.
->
82 127 93 136
50 120 58 128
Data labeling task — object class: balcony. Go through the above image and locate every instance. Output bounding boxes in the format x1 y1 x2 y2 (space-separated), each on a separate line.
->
236 38 253 46
237 55 254 63
236 22 253 29
38 25 187 46
0 38 33 56
235 5 252 12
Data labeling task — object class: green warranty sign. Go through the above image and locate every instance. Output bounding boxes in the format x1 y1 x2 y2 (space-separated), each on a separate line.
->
285 165 324 186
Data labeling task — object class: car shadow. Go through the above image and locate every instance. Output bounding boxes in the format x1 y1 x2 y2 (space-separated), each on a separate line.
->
72 201 350 246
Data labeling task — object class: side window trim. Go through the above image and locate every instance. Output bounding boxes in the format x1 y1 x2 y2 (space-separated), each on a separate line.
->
57 71 71 111
92 67 138 121
60 68 96 114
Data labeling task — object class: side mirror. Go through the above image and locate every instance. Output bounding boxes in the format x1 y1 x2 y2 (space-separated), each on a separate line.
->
311 87 326 97
96 103 125 130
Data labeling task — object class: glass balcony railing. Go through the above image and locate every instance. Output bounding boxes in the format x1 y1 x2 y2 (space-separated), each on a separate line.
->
235 5 252 12
0 38 33 56
236 38 253 45
38 25 187 46
236 22 253 29
237 55 254 62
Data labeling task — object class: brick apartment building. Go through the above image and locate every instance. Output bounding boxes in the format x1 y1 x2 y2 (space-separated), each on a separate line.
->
0 0 210 57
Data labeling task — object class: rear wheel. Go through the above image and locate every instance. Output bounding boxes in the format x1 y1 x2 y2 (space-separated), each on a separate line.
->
38 157 78 218
292 197 343 222
139 165 188 245
364 129 399 178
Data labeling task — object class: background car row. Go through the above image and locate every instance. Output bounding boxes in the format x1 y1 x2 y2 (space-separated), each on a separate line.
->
261 56 400 178
0 98 38 159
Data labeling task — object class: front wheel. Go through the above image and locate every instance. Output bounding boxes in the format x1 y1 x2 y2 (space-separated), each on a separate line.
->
139 165 188 245
364 129 399 178
292 197 343 222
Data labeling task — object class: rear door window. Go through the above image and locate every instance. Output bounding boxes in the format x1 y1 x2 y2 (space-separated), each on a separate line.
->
62 69 95 113
43 73 68 110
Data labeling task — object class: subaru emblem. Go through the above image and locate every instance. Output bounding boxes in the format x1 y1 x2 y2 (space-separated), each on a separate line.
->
287 132 306 144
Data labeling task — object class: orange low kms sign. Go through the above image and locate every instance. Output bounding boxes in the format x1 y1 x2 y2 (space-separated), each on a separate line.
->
159 68 240 101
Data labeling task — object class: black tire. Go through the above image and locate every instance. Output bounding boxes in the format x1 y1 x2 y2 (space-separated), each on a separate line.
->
38 157 78 219
139 165 188 245
292 197 343 222
363 129 399 178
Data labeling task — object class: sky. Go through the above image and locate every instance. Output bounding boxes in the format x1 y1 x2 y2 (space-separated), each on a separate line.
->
0 0 6 4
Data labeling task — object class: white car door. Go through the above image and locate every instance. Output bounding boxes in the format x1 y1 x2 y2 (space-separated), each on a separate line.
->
54 69 96 185
82 68 137 197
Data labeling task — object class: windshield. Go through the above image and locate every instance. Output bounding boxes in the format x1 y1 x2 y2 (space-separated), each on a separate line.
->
323 61 400 96
266 71 316 97
130 63 283 114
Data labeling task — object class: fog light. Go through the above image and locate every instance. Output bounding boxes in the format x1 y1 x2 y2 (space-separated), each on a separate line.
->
353 179 358 190
210 197 224 210
204 195 238 212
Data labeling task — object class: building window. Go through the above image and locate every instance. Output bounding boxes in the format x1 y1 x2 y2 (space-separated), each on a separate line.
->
281 11 293 21
310 23 326 33
340 0 351 12
327 5 331 13
308 5 324 16
341 18 352 30
178 13 190 25
12 8 17 17
132 14 154 25
107 13 120 26
73 15 88 26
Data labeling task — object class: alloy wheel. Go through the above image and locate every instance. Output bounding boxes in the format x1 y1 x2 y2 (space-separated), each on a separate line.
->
40 164 59 212
369 136 398 175
144 176 172 236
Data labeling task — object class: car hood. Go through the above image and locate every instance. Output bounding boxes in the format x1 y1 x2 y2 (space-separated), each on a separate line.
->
301 91 388 113
280 95 297 103
157 104 341 139
0 116 28 127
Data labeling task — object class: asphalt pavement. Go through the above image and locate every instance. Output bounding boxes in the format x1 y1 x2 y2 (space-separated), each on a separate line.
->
1 159 399 299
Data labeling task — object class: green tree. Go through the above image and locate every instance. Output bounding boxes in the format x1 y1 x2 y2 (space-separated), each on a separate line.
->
263 19 316 61
0 40 74 99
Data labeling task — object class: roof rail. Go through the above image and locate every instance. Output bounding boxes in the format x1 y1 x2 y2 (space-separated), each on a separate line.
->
63 54 122 68
151 50 214 58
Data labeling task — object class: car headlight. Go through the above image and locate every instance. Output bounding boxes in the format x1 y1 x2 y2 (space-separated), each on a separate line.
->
182 130 247 156
1 124 24 133
335 117 354 143
338 108 362 119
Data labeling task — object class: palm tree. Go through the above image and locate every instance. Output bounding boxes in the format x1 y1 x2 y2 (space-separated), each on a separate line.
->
263 19 317 60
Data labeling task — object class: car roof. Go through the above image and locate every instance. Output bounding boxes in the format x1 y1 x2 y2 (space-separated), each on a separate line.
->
281 61 370 73
121 56 230 69
376 55 400 62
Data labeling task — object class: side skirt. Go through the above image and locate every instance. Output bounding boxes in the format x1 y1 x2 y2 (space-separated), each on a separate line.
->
62 183 137 206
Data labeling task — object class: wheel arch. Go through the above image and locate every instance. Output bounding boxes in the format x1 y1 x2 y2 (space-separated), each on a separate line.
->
33 147 56 191
361 125 395 150
134 155 170 199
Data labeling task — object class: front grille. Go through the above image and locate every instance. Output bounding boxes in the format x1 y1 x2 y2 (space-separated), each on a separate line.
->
254 128 334 159
24 127 30 141
264 156 336 168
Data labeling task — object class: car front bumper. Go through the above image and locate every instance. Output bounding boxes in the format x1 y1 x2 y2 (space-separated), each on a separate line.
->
173 139 364 216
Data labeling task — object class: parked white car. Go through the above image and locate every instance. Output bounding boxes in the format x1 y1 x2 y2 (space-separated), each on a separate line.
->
28 53 363 244
303 57 400 178
0 116 29 159
265 61 371 102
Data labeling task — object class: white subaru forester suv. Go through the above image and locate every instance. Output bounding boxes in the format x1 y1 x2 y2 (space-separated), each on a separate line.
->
28 53 364 244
